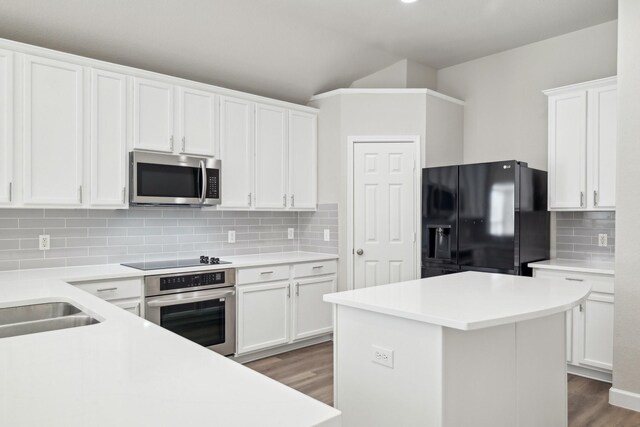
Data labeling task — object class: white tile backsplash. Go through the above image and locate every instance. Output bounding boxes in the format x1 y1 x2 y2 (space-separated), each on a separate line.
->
555 211 615 262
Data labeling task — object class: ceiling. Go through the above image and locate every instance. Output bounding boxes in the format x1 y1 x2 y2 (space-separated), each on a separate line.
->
0 0 617 104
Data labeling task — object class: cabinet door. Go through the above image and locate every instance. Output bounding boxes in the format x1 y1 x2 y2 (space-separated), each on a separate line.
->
577 292 614 371
255 103 287 209
113 298 141 317
177 86 216 157
236 281 290 354
292 275 336 341
132 77 174 153
23 55 84 206
90 69 127 207
288 111 317 210
548 91 587 210
0 49 12 205
589 85 617 210
219 96 254 209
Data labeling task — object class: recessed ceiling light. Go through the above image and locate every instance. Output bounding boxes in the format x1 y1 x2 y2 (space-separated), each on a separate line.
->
401 0 418 3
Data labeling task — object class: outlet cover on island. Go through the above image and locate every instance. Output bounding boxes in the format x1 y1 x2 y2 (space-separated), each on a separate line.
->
228 230 236 244
39 235 50 251
598 234 608 247
288 228 295 239
324 229 330 242
372 345 394 368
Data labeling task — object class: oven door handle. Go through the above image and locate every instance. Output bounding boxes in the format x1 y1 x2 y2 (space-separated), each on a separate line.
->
199 159 207 204
146 289 235 308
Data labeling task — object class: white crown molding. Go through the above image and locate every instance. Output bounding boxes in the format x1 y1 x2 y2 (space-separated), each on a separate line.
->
308 88 465 106
543 76 617 96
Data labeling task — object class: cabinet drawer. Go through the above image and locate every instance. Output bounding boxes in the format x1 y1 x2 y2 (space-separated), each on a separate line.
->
237 264 290 285
293 260 337 278
533 269 614 294
72 278 143 301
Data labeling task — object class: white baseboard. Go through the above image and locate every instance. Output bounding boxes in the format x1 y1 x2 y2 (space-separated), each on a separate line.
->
567 364 612 383
610 387 640 412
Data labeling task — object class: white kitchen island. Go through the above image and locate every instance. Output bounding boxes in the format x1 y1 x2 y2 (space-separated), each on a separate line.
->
324 271 590 427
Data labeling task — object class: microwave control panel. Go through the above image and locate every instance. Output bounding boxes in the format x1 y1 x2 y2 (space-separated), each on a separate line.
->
206 169 219 199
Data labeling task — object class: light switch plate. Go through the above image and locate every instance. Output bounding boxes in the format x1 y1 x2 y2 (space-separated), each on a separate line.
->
324 229 330 242
39 235 50 251
288 228 295 239
372 345 394 368
598 234 608 247
228 230 236 244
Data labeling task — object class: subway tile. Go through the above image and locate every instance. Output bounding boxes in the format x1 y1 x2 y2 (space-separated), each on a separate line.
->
88 228 128 237
89 246 128 256
44 247 88 259
178 235 208 243
0 249 43 261
66 256 109 267
145 235 178 245
0 260 20 271
223 211 248 218
127 227 163 236
0 219 19 228
162 227 194 235
162 209 195 218
20 238 65 249
45 209 88 218
194 210 223 218
45 227 87 238
66 237 108 247
2 228 43 239
20 258 66 270
0 240 19 250
108 218 144 228
128 245 163 254
108 254 145 264
20 218 66 228
0 209 44 218
87 210 128 218
145 219 178 227
66 218 107 228
108 236 144 246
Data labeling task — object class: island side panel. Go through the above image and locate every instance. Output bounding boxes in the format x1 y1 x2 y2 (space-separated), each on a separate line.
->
516 312 567 427
442 323 518 427
334 305 444 427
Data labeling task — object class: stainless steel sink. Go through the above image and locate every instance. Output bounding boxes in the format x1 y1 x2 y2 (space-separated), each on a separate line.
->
0 301 100 338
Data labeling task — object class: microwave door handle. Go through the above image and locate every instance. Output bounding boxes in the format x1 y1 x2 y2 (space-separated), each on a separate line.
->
199 160 207 204
146 289 235 308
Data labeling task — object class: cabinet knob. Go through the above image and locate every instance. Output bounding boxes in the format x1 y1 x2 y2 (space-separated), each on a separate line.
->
356 249 364 255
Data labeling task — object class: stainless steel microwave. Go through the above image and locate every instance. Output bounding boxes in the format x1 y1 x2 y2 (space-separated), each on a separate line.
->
130 152 221 206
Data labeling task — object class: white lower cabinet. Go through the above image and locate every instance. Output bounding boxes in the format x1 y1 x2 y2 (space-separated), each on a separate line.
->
236 260 337 356
71 277 143 317
237 280 291 354
533 268 614 379
292 276 336 340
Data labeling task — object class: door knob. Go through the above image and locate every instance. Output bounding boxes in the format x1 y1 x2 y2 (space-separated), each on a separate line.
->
356 249 364 255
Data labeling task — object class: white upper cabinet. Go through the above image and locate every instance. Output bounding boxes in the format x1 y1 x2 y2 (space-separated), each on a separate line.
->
90 69 127 208
545 77 617 211
23 55 84 206
0 49 12 205
219 96 255 209
255 103 287 209
177 86 217 157
288 111 317 210
132 77 174 153
589 84 617 210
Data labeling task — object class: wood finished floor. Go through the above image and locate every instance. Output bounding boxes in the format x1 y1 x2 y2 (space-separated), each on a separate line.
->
246 341 640 427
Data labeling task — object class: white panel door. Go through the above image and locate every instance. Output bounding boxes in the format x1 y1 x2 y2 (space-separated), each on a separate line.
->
23 55 84 206
236 281 291 354
577 293 614 371
589 85 617 210
90 69 127 208
177 86 216 157
548 91 587 209
255 103 287 209
219 96 254 209
353 142 416 289
132 77 173 153
288 111 317 210
292 275 336 341
0 49 12 205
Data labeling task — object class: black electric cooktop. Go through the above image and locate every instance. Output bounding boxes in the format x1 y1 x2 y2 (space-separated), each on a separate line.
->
122 257 231 271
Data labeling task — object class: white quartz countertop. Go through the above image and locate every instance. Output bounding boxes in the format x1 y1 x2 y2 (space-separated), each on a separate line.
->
0 251 338 283
0 252 341 427
528 259 615 276
324 271 590 331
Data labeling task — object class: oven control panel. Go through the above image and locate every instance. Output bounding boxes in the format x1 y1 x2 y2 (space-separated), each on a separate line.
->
160 271 226 291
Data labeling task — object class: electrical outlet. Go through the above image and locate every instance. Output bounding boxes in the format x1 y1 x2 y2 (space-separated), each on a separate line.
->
598 233 608 247
288 228 295 239
324 229 330 242
372 345 394 368
228 230 236 244
39 235 50 251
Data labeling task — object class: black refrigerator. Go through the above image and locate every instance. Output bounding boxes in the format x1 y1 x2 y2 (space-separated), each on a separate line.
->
421 160 549 278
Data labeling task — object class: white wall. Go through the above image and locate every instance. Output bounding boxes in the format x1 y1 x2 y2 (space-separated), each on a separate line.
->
350 59 438 90
612 0 640 403
437 21 618 171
